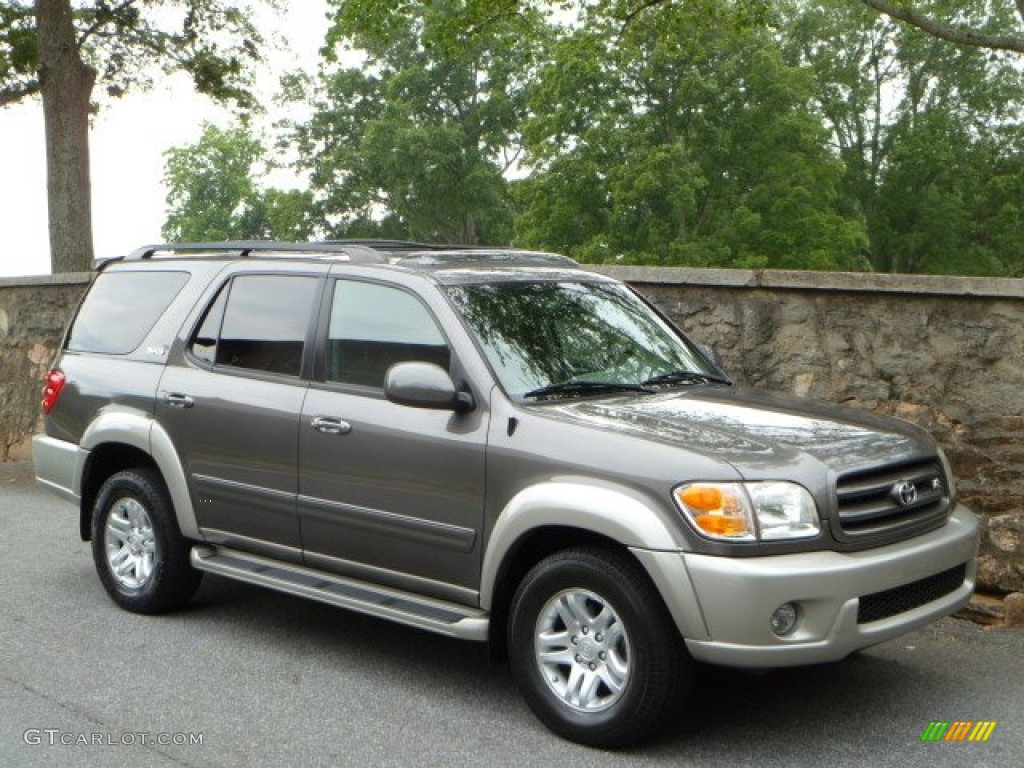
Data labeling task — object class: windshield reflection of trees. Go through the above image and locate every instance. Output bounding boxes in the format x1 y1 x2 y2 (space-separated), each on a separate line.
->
449 282 701 393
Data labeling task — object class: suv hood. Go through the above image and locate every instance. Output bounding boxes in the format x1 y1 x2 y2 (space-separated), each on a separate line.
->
541 386 932 475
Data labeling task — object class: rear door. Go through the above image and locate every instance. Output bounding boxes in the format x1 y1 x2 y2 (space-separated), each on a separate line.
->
157 270 322 561
297 276 487 602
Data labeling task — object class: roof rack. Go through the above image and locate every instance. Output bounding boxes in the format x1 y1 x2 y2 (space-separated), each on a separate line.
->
317 239 477 252
123 240 407 261
97 240 579 271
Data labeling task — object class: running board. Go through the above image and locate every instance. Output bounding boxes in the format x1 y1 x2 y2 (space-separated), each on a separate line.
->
190 546 489 642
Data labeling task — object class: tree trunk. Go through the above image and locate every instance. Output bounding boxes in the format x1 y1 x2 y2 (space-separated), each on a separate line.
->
36 0 96 273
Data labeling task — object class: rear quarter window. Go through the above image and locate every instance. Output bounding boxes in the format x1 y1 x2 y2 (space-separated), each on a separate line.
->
67 271 190 354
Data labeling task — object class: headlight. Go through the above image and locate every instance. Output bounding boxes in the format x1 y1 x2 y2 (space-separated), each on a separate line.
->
745 482 820 540
673 481 820 542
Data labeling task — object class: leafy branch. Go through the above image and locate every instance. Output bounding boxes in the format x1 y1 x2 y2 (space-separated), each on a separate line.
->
858 0 1024 53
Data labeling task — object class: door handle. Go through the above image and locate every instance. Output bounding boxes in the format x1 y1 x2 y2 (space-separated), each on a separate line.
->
311 416 352 435
164 392 194 409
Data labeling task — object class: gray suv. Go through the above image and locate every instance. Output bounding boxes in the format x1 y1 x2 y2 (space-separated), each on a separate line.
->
34 241 978 747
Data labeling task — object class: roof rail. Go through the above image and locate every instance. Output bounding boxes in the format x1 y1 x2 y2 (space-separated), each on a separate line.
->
317 239 472 251
123 240 396 261
97 240 578 272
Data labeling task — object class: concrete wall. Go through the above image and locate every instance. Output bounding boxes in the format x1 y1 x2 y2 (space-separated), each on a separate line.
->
2 268 1022 594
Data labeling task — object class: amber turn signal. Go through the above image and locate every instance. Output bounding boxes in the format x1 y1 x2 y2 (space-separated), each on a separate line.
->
679 485 723 511
694 511 749 536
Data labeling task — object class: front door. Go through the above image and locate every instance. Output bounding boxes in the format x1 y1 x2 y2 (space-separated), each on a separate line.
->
298 278 487 600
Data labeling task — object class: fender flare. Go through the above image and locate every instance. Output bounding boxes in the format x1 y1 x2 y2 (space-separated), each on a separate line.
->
478 481 709 640
80 410 200 540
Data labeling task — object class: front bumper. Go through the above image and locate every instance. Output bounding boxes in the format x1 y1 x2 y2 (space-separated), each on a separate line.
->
642 504 978 668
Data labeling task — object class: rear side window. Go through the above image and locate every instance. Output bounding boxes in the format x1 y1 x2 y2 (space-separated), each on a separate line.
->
68 271 189 354
189 274 319 377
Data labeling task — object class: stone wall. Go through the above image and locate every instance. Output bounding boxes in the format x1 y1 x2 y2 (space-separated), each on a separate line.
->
1 268 1022 594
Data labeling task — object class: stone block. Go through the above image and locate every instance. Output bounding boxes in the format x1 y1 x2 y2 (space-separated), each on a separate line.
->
1005 593 1024 628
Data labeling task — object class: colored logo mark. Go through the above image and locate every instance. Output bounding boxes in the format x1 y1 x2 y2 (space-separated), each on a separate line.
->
920 721 997 742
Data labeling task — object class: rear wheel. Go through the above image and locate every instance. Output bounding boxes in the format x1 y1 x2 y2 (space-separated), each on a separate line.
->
91 468 201 613
508 547 692 747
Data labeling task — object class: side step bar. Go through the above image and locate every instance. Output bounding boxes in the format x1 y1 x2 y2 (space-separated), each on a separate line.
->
190 546 489 641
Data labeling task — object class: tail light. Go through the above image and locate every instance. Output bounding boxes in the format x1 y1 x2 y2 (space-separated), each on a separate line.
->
41 369 66 414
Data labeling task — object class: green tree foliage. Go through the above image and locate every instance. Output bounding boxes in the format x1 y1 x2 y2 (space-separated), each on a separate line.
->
162 123 313 242
516 3 868 268
156 0 1024 275
0 1 264 271
283 0 544 244
785 0 1024 274
0 1 261 107
874 114 1024 274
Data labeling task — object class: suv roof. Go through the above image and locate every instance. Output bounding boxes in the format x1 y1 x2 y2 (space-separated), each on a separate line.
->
105 240 581 274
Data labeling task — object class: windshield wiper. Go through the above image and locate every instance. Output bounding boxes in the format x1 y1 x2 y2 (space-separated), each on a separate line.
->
641 369 732 388
523 380 655 400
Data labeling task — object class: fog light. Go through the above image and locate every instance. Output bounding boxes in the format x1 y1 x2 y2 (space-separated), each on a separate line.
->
770 603 798 636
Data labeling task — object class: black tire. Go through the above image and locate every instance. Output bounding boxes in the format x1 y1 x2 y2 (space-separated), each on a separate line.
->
508 547 692 748
91 468 202 614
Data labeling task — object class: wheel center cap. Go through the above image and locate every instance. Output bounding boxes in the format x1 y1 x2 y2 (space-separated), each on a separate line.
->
579 637 601 662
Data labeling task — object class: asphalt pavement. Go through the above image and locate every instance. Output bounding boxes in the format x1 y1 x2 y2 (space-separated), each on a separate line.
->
1 460 1021 768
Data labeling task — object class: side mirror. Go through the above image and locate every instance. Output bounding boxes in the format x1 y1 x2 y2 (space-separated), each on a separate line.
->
384 362 474 412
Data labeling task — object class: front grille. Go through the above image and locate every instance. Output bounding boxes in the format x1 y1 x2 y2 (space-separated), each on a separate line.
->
835 458 950 539
857 563 967 624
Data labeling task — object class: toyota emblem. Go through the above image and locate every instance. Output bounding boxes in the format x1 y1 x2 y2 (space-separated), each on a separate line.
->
893 481 919 506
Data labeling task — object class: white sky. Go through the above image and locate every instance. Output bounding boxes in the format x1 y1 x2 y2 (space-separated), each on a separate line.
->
0 1 329 278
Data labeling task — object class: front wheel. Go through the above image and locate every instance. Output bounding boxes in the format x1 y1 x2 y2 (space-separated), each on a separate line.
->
91 468 202 614
508 547 692 748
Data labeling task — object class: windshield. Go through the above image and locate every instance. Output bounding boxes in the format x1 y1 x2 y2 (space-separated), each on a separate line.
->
446 280 721 400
